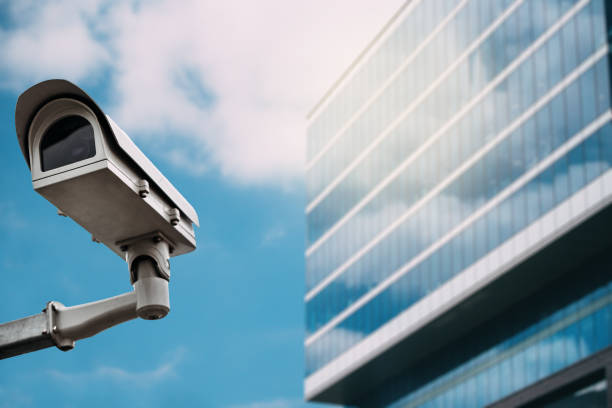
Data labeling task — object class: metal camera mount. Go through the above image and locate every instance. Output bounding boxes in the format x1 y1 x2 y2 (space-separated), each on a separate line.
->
0 233 175 358
0 79 198 359
121 232 173 320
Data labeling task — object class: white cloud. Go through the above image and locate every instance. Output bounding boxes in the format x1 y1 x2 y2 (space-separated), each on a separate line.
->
166 147 209 176
261 226 286 246
0 0 404 187
0 0 109 89
48 345 187 387
0 386 32 408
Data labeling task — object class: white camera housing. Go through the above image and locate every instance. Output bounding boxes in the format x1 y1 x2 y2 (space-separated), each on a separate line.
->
15 80 198 262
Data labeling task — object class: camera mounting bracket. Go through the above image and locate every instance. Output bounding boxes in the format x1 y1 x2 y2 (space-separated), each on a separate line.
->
0 292 138 359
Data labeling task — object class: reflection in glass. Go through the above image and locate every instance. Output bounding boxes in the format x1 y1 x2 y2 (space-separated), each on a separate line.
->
305 0 612 386
537 378 607 408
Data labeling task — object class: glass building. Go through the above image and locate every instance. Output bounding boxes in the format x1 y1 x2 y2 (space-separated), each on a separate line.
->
305 0 612 406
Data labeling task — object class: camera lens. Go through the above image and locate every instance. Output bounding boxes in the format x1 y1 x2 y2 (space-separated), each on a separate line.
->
40 115 95 171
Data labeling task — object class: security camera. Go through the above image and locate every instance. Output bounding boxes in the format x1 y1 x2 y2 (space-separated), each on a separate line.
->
13 79 199 321
0 79 200 359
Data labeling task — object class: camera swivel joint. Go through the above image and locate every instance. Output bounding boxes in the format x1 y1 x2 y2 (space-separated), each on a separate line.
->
121 232 174 320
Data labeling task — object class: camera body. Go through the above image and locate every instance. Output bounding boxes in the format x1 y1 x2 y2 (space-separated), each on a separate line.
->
15 80 198 261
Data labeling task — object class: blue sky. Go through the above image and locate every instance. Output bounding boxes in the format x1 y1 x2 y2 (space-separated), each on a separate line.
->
0 1 402 407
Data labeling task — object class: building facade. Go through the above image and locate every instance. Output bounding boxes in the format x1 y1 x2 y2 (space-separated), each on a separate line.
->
305 0 612 406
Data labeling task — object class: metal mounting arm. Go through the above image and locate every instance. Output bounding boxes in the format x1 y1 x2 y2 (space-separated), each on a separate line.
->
0 291 137 359
0 239 172 360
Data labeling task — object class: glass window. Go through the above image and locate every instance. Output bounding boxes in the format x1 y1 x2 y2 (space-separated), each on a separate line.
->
503 10 519 66
500 196 514 241
575 1 595 64
537 334 552 380
526 179 540 225
523 117 538 169
507 71 522 122
488 364 500 404
553 155 570 203
547 31 563 89
537 378 607 408
568 143 585 195
474 217 487 260
500 358 512 398
40 115 95 171
520 60 536 111
461 226 474 270
466 376 477 406
495 82 510 135
536 105 553 161
440 243 452 283
551 329 566 373
595 57 611 115
517 1 532 52
584 132 602 183
565 80 582 139
539 166 555 214
591 0 607 48
486 207 499 252
580 67 597 128
534 44 549 101
600 124 612 168
565 323 580 366
451 234 463 277
561 17 578 77
484 149 498 201
579 313 595 359
550 91 568 149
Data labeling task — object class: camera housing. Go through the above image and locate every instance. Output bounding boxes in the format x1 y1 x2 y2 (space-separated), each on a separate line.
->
15 80 198 261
